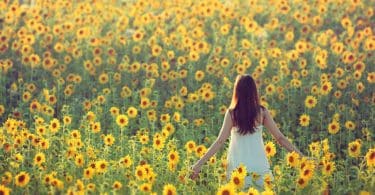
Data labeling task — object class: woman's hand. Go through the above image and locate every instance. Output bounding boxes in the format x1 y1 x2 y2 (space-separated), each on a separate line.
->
189 163 201 180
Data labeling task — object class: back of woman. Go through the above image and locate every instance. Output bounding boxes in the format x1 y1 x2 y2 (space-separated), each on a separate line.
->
227 108 272 190
190 74 304 192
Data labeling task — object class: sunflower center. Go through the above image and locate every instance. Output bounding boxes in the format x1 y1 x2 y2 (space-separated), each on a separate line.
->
222 190 230 195
233 177 240 185
18 175 25 182
370 152 375 160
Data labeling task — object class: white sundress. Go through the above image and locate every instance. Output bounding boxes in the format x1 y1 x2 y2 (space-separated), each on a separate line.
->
226 125 274 190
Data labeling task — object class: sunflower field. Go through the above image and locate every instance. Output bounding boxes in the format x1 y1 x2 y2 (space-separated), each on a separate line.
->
0 0 374 194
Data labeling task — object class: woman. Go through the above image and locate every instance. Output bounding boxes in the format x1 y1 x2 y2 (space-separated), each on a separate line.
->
190 74 304 190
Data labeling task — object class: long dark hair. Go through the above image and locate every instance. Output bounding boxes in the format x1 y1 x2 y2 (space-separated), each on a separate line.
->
229 74 263 135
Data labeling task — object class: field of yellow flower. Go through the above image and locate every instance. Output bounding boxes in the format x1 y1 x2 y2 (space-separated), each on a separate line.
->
0 0 374 194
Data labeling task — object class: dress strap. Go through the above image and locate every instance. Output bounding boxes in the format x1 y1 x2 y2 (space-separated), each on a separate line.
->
261 106 266 125
228 109 235 125
228 109 232 121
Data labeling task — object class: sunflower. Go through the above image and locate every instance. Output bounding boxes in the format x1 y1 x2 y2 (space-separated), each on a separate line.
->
216 183 236 195
187 93 199 103
261 189 275 195
195 145 207 157
320 138 330 152
264 142 276 158
208 156 217 165
97 95 106 104
173 112 181 122
322 161 335 176
218 57 229 68
151 44 162 57
119 155 132 168
160 114 170 123
300 166 314 181
286 151 300 168
147 169 157 183
189 51 200 62
163 123 175 135
235 163 248 178
201 90 215 102
1 172 12 185
367 72 375 83
103 134 115 146
220 23 231 35
116 114 129 128
147 109 157 122
348 140 361 158
320 81 332 95
139 182 152 192
36 125 47 135
87 183 96 192
356 82 365 93
163 184 177 195
309 141 321 157
125 106 138 118
304 95 317 108
241 39 252 49
83 167 95 179
247 187 259 195
296 177 308 189
68 130 80 140
168 150 180 164
28 100 42 113
15 171 30 187
22 91 32 102
98 73 109 84
140 97 150 109
40 139 50 150
230 171 245 190
139 134 149 144
333 91 342 99
185 140 196 153
95 160 108 174
334 68 345 78
75 179 84 192
43 174 53 185
168 161 177 172
263 173 274 189
63 115 72 125
49 118 60 133
365 148 375 167
250 171 261 183
195 70 205 81
121 86 132 98
34 152 46 166
86 111 96 121
328 120 340 134
74 153 84 167
349 64 361 78
112 181 122 190
14 153 24 163
265 84 276 95
299 114 310 127
90 121 101 133
153 136 165 151
132 29 144 42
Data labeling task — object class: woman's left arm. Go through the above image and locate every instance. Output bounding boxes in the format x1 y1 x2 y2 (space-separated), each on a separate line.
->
190 109 233 179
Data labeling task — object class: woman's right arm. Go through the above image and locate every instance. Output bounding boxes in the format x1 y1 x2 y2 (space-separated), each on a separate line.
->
263 108 304 156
